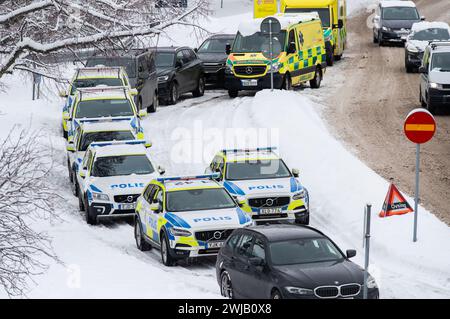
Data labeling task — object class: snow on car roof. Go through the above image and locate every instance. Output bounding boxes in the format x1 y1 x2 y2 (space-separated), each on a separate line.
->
412 21 450 33
76 67 122 79
224 150 280 162
238 13 320 37
163 179 222 192
380 1 416 8
77 86 129 100
93 143 148 158
81 121 133 133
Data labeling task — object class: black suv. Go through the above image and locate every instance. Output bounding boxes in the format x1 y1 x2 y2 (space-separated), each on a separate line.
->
153 46 205 105
372 1 424 46
195 34 235 87
216 224 379 299
86 49 159 113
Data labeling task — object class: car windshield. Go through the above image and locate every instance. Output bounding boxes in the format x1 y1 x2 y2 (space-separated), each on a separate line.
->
232 31 286 54
91 155 154 177
270 238 344 265
166 188 236 212
382 7 419 20
431 52 450 71
156 53 175 67
411 28 450 41
75 99 134 118
86 57 136 77
70 78 123 95
198 38 234 53
79 131 135 151
225 159 291 181
284 8 331 28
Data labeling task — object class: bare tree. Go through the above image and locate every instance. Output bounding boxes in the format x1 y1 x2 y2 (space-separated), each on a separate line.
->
0 127 61 297
0 0 209 80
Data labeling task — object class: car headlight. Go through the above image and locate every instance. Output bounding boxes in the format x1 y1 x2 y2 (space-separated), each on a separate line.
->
292 190 306 200
366 275 378 289
429 82 442 89
157 75 169 83
92 192 110 201
406 44 419 53
169 227 192 237
382 26 391 32
285 286 314 295
225 64 233 74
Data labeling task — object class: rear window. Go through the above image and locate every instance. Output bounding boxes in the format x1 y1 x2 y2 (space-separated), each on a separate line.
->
79 131 135 151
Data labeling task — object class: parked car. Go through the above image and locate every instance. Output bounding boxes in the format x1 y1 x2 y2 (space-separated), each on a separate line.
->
195 34 235 87
152 46 205 105
405 22 450 72
86 49 159 113
216 224 379 299
419 41 450 114
373 0 424 46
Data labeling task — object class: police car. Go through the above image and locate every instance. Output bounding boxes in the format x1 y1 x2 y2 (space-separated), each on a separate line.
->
66 120 151 192
134 174 252 266
205 147 310 224
75 140 164 225
65 86 145 143
60 66 132 139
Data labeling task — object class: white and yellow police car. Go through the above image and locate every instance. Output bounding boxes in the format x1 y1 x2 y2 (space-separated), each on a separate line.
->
205 147 310 224
75 140 164 225
134 174 252 266
66 120 151 193
65 86 145 143
60 66 132 139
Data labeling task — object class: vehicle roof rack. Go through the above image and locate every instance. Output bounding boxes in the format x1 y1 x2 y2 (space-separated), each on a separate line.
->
221 147 277 154
430 41 450 49
156 173 220 183
76 86 128 100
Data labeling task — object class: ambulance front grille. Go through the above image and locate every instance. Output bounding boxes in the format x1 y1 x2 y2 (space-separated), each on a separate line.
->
233 65 267 76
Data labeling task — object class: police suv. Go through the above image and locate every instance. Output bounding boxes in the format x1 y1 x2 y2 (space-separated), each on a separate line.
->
134 174 252 266
205 147 310 224
75 140 164 225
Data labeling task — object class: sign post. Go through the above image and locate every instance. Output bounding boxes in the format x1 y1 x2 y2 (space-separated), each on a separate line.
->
403 109 436 242
363 203 372 300
260 17 281 91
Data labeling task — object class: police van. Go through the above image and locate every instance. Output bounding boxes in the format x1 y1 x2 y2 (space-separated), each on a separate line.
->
224 13 326 98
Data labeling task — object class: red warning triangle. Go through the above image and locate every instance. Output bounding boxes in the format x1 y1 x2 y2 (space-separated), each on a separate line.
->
379 183 414 218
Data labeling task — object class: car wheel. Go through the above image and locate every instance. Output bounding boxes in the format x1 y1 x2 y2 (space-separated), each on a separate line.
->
325 42 334 66
137 97 143 111
373 32 378 44
72 176 79 197
68 160 73 183
310 67 322 89
378 32 384 46
135 217 151 251
426 95 436 114
168 82 179 105
420 90 427 108
228 89 238 98
282 74 292 90
63 129 68 139
295 214 310 225
147 92 158 113
78 187 85 211
335 54 342 61
271 289 282 299
160 231 176 266
220 271 234 299
85 198 98 225
193 76 205 97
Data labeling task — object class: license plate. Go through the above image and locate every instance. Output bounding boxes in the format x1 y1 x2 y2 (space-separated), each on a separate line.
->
119 203 136 210
260 207 282 214
208 241 225 249
241 79 258 87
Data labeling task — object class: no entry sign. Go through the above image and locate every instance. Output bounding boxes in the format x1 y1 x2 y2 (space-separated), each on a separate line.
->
404 109 436 144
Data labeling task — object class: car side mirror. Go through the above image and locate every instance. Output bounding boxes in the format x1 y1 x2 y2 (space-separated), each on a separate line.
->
373 15 380 23
292 168 300 178
338 19 344 29
249 257 265 267
59 89 68 98
288 42 296 54
150 202 162 213
145 140 153 148
346 249 357 259
79 169 86 179
236 196 246 208
138 109 147 118
418 66 427 74
420 16 426 21
194 48 198 53
129 88 138 96
66 142 75 152
225 43 231 55
62 111 71 120
175 60 183 69
157 165 165 175
138 66 144 73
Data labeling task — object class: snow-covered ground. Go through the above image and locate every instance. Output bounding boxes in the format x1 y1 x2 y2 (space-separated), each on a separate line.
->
0 0 449 298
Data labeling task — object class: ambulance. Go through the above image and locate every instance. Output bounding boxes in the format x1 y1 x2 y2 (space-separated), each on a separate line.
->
224 13 327 98
280 0 347 66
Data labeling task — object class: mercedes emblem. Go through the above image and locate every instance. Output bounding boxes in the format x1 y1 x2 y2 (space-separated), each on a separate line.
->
245 66 253 75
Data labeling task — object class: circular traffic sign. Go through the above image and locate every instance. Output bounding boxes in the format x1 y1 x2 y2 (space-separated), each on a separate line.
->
404 109 436 144
260 17 281 35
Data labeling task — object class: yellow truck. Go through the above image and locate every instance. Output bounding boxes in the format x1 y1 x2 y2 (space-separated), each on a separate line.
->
280 0 347 66
224 13 327 98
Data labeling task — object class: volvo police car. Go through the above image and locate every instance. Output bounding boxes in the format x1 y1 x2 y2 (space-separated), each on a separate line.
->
75 140 164 225
60 66 132 139
205 147 310 224
65 86 145 143
66 120 151 192
134 174 252 266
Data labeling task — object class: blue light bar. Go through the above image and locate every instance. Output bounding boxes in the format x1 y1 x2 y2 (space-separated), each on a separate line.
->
90 140 146 148
156 173 220 183
221 147 277 154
